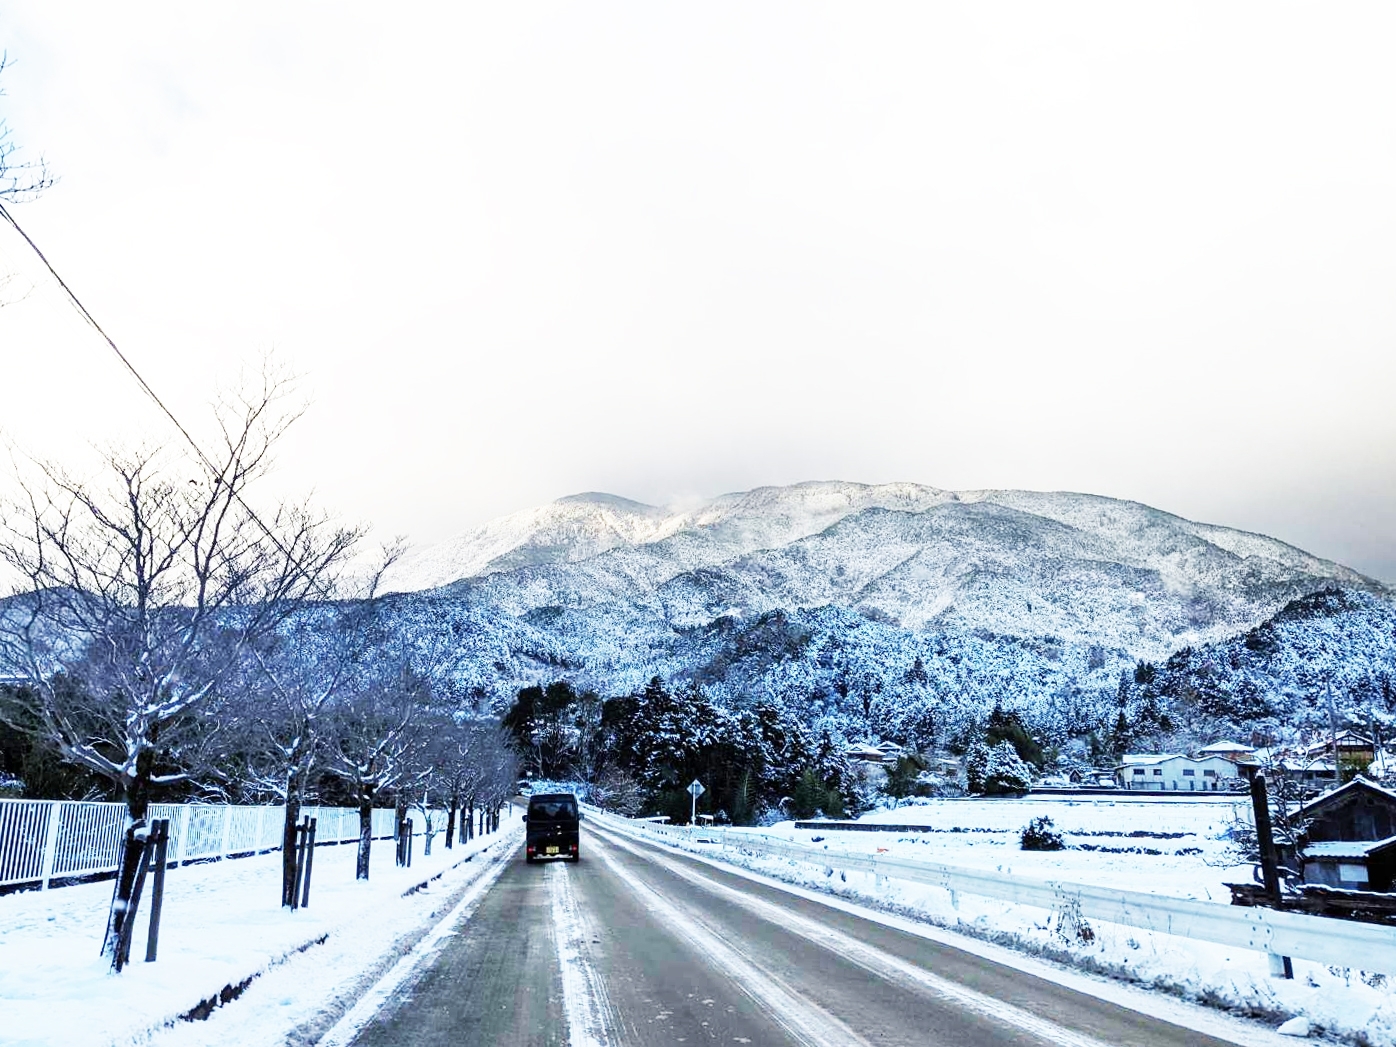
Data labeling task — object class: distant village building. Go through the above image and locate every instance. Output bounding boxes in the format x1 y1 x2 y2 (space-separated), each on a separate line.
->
1277 756 1339 786
875 741 904 761
1116 753 1239 791
1295 777 1396 891
1304 730 1375 766
845 743 887 765
1195 741 1257 764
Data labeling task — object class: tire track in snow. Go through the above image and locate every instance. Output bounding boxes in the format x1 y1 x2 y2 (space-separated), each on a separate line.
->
547 861 620 1047
590 833 873 1047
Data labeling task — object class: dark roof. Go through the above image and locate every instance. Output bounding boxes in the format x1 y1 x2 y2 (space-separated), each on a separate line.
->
1294 776 1396 821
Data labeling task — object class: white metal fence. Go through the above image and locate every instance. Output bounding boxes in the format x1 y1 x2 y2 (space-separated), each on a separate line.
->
588 807 1396 976
0 799 451 890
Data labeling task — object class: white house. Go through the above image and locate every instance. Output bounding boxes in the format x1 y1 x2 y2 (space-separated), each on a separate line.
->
1117 753 1240 791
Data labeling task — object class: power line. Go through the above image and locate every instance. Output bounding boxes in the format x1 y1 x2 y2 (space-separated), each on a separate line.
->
0 199 294 558
0 200 215 474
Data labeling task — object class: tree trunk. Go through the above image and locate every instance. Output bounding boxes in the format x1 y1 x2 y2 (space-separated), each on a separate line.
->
466 801 475 841
102 747 155 966
394 796 408 867
445 791 458 849
356 798 373 881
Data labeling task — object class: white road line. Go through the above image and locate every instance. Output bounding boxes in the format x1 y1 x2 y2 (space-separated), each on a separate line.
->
547 861 620 1047
598 825 1115 1047
590 833 873 1047
315 836 518 1047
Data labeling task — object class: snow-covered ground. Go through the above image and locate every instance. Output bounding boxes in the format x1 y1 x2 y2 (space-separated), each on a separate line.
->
623 796 1396 1046
0 811 522 1047
797 795 1251 901
7 796 1395 1046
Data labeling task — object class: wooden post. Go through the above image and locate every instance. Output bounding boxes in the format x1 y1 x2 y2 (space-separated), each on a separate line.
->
145 820 170 962
300 818 316 909
291 816 310 910
115 830 154 971
1242 765 1293 979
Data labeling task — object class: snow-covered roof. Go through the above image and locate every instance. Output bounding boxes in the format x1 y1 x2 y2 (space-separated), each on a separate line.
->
1119 753 1182 766
1279 758 1337 773
845 743 885 758
1197 741 1255 754
1303 836 1396 860
1295 776 1396 819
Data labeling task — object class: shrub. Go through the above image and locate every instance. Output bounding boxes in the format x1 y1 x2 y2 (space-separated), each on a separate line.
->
1021 815 1064 851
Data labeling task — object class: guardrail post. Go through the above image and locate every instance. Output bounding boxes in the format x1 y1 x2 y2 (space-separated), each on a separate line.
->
39 801 63 890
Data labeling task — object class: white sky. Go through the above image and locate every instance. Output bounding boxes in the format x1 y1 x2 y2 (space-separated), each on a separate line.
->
1 3 1393 580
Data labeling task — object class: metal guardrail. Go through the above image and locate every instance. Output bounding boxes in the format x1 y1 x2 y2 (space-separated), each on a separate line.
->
587 807 1396 975
0 799 446 890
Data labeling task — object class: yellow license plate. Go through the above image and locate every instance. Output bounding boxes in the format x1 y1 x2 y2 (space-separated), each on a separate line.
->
546 846 559 855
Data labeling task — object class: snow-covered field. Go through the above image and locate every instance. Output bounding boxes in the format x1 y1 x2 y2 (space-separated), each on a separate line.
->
0 812 522 1047
633 796 1396 1046
795 795 1251 901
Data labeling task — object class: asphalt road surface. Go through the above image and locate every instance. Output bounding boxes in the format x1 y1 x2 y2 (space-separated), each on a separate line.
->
343 821 1245 1047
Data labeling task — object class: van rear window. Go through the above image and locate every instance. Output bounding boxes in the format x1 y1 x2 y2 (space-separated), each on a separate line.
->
528 798 578 821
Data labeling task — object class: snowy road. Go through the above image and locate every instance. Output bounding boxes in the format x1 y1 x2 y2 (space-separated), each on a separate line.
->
337 823 1245 1047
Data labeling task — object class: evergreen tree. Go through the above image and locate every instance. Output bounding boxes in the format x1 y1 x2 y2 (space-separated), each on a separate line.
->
982 741 1033 795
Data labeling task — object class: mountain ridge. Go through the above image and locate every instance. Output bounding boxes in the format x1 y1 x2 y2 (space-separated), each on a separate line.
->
382 481 1377 662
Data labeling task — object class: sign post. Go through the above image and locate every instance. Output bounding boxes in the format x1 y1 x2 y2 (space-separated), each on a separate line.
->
687 779 705 833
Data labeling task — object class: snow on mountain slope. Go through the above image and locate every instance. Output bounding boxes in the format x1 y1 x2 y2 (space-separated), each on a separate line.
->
382 492 672 591
383 482 957 593
382 481 1380 660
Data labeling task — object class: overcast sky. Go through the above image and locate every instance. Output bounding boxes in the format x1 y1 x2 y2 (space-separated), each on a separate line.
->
1 3 1393 580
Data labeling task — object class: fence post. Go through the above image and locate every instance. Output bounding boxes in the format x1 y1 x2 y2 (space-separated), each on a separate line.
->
171 806 191 868
39 801 63 890
145 820 169 962
218 805 233 860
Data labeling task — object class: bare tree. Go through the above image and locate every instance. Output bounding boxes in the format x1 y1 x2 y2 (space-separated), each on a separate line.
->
440 716 514 849
0 371 356 966
322 662 432 880
231 546 400 907
0 52 51 204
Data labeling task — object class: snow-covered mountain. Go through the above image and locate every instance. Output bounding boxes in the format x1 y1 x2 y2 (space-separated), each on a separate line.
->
384 481 1375 658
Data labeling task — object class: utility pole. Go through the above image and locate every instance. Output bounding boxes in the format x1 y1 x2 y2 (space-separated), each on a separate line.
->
1327 681 1341 786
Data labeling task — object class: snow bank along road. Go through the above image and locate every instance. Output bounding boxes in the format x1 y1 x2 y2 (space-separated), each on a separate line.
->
335 821 1285 1047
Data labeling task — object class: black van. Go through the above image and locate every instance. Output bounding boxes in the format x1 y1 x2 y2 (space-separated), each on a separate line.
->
524 792 581 863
